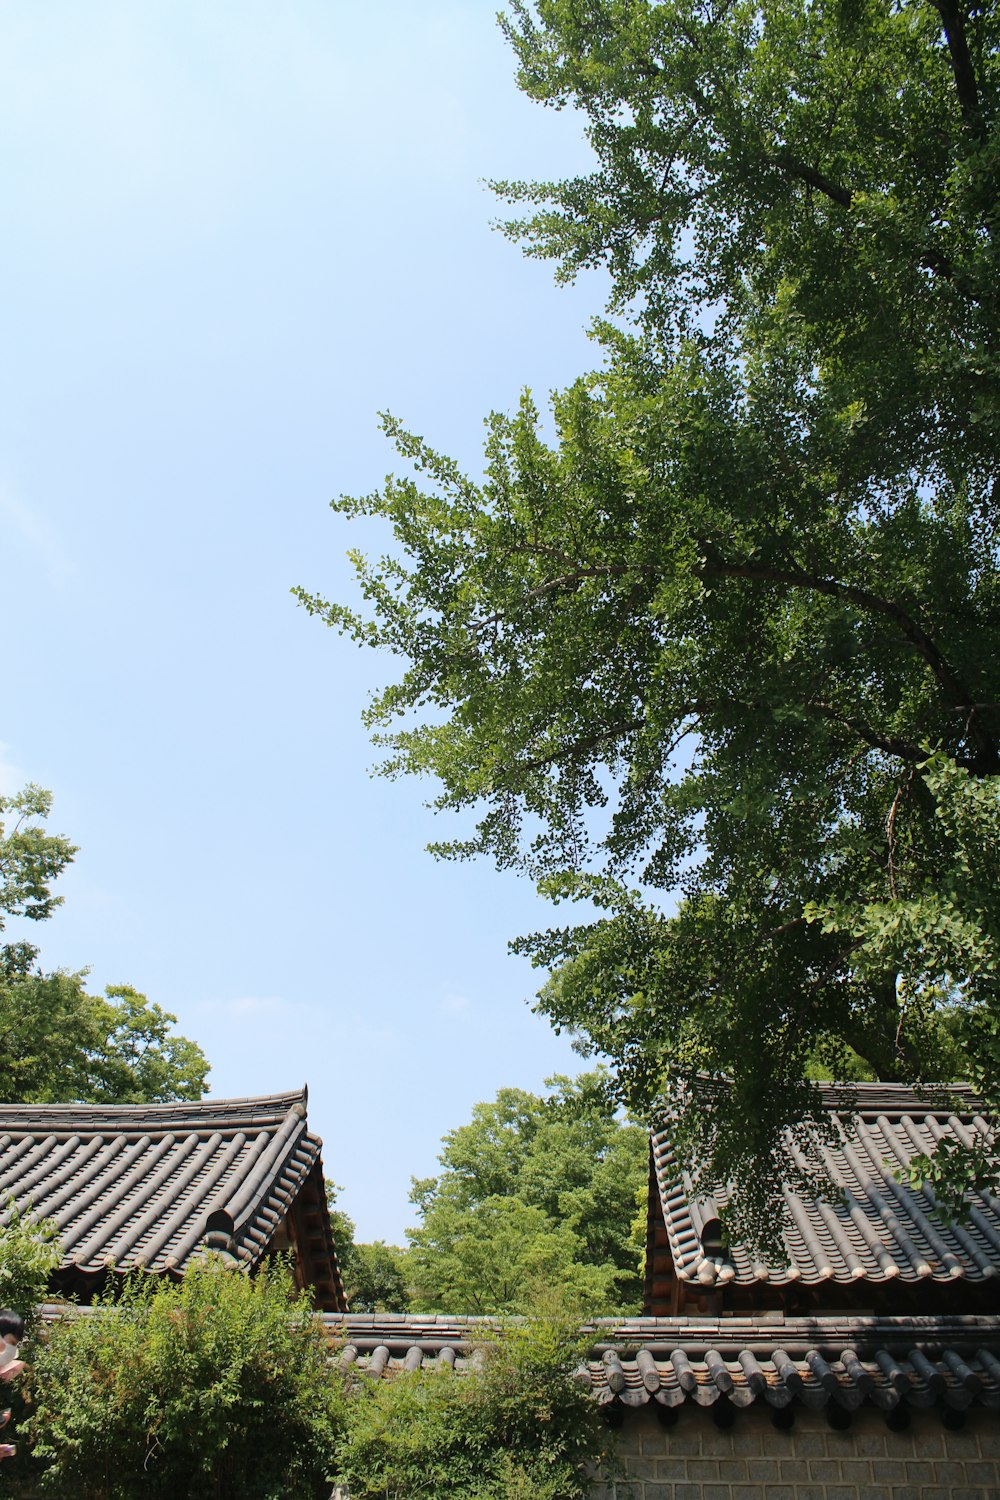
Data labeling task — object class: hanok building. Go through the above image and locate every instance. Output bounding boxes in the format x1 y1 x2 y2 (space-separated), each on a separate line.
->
645 1083 1000 1318
0 1088 346 1312
332 1084 1000 1500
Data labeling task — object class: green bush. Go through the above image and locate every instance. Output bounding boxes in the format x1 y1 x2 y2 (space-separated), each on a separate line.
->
333 1315 612 1500
9 1254 611 1500
0 1201 61 1345
21 1259 343 1500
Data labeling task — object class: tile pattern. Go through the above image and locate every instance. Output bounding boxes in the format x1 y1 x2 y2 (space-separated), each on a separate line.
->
650 1084 1000 1288
324 1312 1000 1417
0 1089 332 1284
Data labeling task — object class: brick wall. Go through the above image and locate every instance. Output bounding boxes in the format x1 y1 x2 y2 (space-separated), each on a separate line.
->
592 1404 1000 1500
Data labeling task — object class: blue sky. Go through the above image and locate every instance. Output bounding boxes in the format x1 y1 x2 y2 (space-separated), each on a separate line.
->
0 2 611 1241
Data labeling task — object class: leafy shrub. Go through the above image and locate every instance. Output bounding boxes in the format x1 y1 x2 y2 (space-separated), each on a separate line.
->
0 1200 61 1344
333 1314 612 1500
21 1258 343 1500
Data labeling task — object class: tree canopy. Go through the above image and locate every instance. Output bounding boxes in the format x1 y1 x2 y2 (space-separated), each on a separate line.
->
0 976 209 1105
325 1184 411 1313
0 785 77 978
406 1072 647 1314
0 785 209 1105
299 0 1000 1234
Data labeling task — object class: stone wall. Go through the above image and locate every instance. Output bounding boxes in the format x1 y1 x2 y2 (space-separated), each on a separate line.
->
592 1404 1000 1500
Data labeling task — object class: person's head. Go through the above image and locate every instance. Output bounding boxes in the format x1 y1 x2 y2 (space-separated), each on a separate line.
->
0 1312 23 1348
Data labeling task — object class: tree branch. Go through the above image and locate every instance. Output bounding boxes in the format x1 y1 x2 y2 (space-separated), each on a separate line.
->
469 548 997 778
929 0 984 137
682 693 932 765
518 718 645 775
775 153 853 208
807 702 932 764
696 549 999 772
512 688 933 785
473 563 654 635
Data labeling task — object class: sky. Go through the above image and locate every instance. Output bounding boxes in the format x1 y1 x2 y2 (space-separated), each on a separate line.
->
0 1 613 1242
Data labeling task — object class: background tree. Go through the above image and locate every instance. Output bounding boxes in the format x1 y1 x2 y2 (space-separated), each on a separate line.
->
0 784 208 1104
346 1241 411 1314
326 1183 411 1312
0 977 208 1104
0 785 77 977
407 1073 646 1314
300 0 1000 1235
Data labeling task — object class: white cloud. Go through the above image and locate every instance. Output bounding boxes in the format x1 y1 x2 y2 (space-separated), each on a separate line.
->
345 1020 404 1050
192 994 310 1026
197 993 405 1053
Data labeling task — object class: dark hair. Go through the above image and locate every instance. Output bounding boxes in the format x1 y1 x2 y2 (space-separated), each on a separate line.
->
0 1311 23 1342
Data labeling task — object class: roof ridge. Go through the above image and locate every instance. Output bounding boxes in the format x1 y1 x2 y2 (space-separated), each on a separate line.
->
817 1081 980 1112
0 1089 308 1127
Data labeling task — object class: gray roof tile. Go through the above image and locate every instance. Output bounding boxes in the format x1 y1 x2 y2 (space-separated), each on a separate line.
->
651 1082 1000 1287
318 1311 1000 1416
0 1090 337 1288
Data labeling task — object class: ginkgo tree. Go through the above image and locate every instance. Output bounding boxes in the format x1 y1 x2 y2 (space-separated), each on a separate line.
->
300 0 1000 1238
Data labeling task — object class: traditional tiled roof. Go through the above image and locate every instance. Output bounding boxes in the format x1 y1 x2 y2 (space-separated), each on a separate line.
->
0 1089 345 1309
324 1312 1000 1419
650 1083 1000 1291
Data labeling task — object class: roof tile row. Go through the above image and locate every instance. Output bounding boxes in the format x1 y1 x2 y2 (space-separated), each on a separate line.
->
0 1090 321 1277
651 1083 1000 1288
323 1312 1000 1417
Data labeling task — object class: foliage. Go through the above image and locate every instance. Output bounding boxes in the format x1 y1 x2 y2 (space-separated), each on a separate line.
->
407 1072 646 1314
346 1242 412 1314
0 1202 61 1346
0 785 77 978
495 0 1000 422
21 1260 343 1500
333 1313 611 1500
0 975 209 1104
325 1183 411 1313
0 783 208 1105
410 1196 616 1317
299 0 1000 1233
325 1179 357 1264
